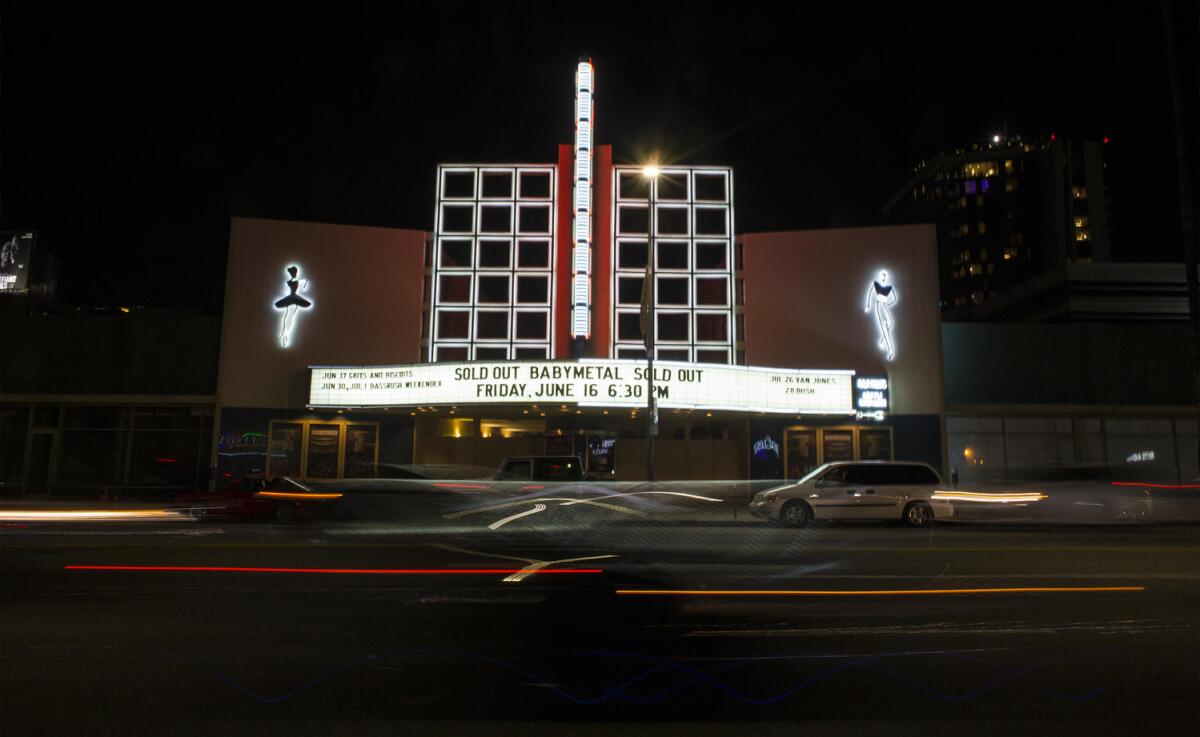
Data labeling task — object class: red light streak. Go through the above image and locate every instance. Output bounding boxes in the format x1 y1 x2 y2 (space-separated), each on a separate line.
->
154 457 178 463
616 586 1145 597
1111 482 1199 489
65 565 602 575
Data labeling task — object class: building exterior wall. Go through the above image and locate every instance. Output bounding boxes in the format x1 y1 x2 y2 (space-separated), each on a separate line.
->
216 217 425 410
742 224 945 418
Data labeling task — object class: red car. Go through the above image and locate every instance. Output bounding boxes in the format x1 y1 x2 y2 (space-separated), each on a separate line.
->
175 477 341 523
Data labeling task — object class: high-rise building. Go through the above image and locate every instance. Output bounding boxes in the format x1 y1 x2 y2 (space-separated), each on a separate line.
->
886 135 1112 317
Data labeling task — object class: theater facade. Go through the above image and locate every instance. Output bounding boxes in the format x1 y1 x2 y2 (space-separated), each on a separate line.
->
213 61 945 483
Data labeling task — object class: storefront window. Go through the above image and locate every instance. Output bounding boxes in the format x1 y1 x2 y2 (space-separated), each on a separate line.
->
343 424 378 478
785 429 818 480
822 430 854 463
58 429 126 486
305 424 341 479
127 430 200 487
859 429 893 461
268 422 304 478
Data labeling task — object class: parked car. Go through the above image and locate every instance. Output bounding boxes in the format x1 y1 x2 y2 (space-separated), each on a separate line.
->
749 461 952 527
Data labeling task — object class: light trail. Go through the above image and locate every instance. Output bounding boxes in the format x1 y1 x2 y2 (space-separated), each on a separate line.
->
559 490 724 506
0 509 184 522
931 490 1048 503
65 565 602 575
488 503 547 530
615 586 1146 597
1110 482 1200 489
253 491 344 500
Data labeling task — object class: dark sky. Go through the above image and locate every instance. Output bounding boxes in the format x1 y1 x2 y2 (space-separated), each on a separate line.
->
2 2 1196 310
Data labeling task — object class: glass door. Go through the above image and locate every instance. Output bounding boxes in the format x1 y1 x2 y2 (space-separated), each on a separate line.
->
785 428 818 480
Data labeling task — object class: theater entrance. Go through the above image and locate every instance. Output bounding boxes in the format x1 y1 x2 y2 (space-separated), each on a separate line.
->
783 424 894 480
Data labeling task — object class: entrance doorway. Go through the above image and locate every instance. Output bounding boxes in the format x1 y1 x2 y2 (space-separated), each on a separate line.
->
24 431 56 495
783 425 894 480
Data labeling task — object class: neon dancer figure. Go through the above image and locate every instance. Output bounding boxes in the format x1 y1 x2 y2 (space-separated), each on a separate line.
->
274 265 311 348
864 270 898 361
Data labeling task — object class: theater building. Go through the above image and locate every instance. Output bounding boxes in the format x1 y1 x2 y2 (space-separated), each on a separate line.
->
212 61 945 483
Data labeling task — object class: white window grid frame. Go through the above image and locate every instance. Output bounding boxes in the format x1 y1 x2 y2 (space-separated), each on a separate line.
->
609 165 736 363
436 272 474 305
429 164 557 362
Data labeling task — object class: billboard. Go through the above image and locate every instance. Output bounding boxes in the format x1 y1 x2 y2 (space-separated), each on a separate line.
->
0 232 34 292
309 359 855 415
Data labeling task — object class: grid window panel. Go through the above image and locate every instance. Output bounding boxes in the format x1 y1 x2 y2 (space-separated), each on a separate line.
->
692 171 729 202
695 277 729 306
694 206 729 237
517 239 552 269
514 310 549 341
430 164 556 362
610 165 735 363
515 275 550 305
474 310 510 341
617 239 649 270
656 240 689 271
439 239 473 268
656 205 690 237
435 309 471 340
434 345 470 361
478 205 513 234
518 170 552 199
475 275 511 304
657 348 690 361
439 205 475 234
480 170 514 199
477 239 512 269
514 346 548 360
694 241 729 270
656 277 690 307
441 170 477 199
474 346 510 360
617 205 650 235
694 312 730 342
655 171 690 201
657 312 690 343
617 276 644 306
438 274 472 303
517 205 552 235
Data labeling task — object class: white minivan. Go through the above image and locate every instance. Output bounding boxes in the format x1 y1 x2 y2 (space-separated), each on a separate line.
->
749 461 952 527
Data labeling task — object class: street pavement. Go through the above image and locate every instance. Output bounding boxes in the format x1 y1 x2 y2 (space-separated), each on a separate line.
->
1 511 1197 737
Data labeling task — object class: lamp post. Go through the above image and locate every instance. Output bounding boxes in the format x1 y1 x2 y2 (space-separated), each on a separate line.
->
641 165 660 482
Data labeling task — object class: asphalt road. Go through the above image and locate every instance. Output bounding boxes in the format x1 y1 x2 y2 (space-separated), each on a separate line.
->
2 516 1197 737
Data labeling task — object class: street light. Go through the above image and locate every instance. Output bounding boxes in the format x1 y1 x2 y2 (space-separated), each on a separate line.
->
640 164 660 482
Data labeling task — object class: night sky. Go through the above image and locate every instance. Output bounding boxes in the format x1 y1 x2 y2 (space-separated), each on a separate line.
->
2 2 1196 311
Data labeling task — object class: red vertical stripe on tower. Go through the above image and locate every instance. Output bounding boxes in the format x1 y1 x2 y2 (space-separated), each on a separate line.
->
554 144 574 358
592 144 614 356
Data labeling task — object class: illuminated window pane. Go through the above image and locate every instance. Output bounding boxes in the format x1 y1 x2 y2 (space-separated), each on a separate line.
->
478 239 511 268
440 240 473 268
475 311 509 340
515 312 547 340
436 311 469 339
617 277 644 306
657 277 688 306
438 275 471 303
695 278 728 306
477 275 510 303
695 314 728 341
618 240 648 269
517 240 550 268
657 313 689 341
657 241 688 270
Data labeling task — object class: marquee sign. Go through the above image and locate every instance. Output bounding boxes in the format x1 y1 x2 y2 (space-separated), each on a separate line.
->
309 359 855 415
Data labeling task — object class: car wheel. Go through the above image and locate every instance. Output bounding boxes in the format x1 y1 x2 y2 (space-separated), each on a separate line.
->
780 500 812 528
273 503 299 524
902 501 933 527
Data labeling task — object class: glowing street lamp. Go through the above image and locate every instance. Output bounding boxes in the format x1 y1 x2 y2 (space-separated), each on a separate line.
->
641 164 660 482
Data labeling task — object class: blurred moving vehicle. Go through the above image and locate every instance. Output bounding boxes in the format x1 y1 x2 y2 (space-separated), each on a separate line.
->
494 456 585 482
749 461 951 527
175 476 341 523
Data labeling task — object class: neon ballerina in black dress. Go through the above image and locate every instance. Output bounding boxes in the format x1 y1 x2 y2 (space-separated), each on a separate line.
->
863 270 898 361
275 265 311 347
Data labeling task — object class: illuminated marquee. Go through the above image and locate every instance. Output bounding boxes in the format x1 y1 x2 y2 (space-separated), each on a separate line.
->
309 359 855 414
572 60 594 339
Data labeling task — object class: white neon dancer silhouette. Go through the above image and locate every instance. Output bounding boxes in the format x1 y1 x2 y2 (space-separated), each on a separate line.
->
864 270 898 361
274 265 311 348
